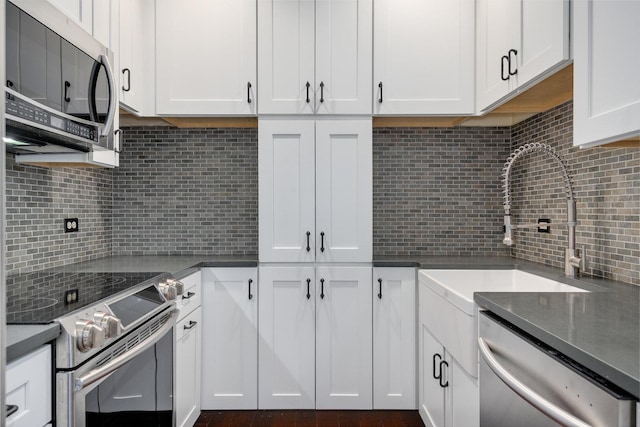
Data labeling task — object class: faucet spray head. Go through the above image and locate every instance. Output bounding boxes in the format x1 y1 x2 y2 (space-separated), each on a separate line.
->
503 215 514 246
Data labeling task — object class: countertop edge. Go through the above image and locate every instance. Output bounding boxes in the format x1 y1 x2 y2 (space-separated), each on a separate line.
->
475 293 640 399
7 323 60 363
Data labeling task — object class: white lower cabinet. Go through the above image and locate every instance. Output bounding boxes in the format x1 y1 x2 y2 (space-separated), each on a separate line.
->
419 290 478 427
258 266 316 409
176 307 202 427
373 267 416 409
258 265 372 409
201 267 258 410
6 345 52 427
175 270 202 427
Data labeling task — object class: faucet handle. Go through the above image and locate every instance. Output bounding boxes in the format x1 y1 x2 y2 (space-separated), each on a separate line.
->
579 246 587 272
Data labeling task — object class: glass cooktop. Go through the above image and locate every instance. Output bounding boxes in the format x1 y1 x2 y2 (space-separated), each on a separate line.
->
6 271 164 324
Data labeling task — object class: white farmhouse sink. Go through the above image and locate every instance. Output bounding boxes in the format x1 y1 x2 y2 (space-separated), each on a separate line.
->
418 269 588 378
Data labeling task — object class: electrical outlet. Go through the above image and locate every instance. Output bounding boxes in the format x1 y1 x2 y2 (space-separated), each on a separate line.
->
538 218 551 233
64 218 79 233
64 289 79 305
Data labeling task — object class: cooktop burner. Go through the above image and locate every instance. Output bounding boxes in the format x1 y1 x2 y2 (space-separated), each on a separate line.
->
6 270 164 324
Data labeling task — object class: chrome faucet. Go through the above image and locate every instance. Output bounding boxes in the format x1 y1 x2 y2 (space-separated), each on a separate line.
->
502 142 585 277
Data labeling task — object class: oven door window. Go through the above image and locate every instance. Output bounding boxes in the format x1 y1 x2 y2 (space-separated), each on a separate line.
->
84 329 173 426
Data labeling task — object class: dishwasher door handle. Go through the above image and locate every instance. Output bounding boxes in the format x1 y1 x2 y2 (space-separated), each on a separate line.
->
478 337 592 427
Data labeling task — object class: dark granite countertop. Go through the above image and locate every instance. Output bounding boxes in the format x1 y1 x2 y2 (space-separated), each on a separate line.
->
7 323 60 363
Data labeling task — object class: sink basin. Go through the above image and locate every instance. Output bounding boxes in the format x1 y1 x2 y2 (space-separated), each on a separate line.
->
418 269 589 378
420 269 589 315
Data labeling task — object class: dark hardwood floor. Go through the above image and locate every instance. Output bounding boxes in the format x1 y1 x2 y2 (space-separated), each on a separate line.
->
195 410 425 427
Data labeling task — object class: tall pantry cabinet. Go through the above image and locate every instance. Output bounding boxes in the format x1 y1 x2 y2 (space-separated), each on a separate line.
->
258 0 375 410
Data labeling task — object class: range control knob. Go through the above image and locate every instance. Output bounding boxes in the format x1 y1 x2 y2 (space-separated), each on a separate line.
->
93 312 122 339
166 278 184 296
159 278 184 300
75 320 106 352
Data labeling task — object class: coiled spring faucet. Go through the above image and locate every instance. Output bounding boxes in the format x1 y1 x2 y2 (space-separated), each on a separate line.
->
502 142 585 277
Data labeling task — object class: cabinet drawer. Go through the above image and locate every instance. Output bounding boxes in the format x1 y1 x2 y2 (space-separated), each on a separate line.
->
6 345 52 427
177 271 201 319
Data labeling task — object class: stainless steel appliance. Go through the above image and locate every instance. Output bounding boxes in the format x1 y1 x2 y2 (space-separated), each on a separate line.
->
478 311 636 427
5 0 117 167
7 271 184 427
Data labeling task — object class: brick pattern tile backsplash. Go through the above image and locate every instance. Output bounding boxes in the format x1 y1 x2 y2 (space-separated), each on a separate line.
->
5 102 638 285
509 102 639 285
5 158 113 274
373 127 511 258
112 127 259 256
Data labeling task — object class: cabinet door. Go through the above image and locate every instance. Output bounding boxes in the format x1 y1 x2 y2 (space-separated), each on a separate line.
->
119 0 154 115
315 119 372 263
315 0 372 114
476 0 519 111
46 0 92 34
259 119 316 262
201 268 258 409
450 356 479 427
176 307 202 427
374 0 474 115
258 0 315 114
517 0 570 86
258 266 316 409
316 266 372 409
156 0 256 115
373 267 416 409
574 0 640 147
419 325 446 427
6 346 52 427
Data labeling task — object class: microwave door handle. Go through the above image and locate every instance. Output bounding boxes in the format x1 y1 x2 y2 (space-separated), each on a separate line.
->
478 338 592 427
98 54 116 137
74 309 178 392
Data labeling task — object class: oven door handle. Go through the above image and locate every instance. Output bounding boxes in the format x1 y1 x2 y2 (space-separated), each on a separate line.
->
478 338 592 427
75 309 178 392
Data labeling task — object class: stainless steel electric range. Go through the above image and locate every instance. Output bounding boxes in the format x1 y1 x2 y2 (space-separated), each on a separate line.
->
7 270 184 427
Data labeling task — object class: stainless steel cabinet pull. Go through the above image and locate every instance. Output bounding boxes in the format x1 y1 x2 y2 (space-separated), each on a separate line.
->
377 278 383 299
247 82 252 103
306 278 311 300
320 278 325 299
248 278 253 300
320 81 325 103
378 82 383 103
7 405 18 417
320 232 325 252
501 55 509 81
183 320 197 330
478 338 591 427
182 291 196 300
306 81 311 103
122 68 131 92
439 360 449 388
306 231 311 252
508 49 518 76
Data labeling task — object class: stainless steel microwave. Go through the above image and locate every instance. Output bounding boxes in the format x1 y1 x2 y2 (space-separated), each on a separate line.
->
5 0 118 167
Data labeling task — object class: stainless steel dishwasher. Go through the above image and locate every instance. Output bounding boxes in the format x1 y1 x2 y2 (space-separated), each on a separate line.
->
478 311 637 427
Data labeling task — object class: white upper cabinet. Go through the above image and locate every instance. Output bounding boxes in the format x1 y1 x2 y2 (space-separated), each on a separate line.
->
46 0 93 34
573 0 640 147
156 0 257 115
476 0 570 112
373 0 474 115
258 0 372 114
119 0 155 115
259 118 372 263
